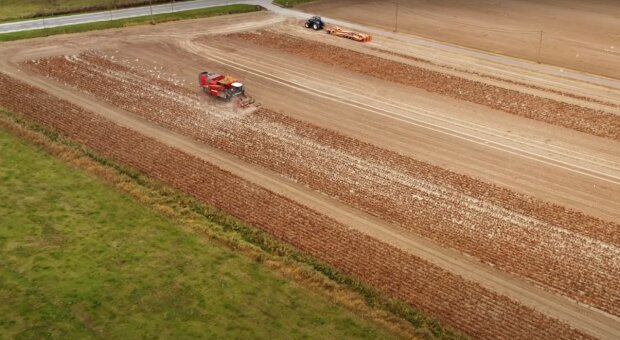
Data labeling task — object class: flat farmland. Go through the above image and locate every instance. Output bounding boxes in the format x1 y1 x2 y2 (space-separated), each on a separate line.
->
1 10 619 340
300 0 620 79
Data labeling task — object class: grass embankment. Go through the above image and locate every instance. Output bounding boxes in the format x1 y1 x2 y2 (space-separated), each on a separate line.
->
0 107 465 339
0 0 190 22
0 4 261 42
0 115 402 339
273 0 316 8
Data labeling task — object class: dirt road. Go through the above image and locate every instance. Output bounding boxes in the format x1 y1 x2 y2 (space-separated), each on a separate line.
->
1 11 619 339
300 0 620 79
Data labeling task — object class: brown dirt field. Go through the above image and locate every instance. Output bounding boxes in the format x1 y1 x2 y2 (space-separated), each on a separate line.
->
0 72 596 340
6 12 618 223
187 31 620 223
231 31 620 142
23 52 620 316
1 11 619 339
300 0 620 79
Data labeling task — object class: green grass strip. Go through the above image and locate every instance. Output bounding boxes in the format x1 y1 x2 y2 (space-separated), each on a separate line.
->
272 0 315 8
0 0 192 23
0 4 262 42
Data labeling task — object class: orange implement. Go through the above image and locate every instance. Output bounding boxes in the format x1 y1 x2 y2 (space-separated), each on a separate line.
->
326 27 372 42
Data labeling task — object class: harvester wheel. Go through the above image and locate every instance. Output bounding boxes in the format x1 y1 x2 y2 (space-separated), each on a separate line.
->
305 22 310 28
313 23 319 30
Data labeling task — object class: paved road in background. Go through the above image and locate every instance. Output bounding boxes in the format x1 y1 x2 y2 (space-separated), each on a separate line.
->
0 0 245 33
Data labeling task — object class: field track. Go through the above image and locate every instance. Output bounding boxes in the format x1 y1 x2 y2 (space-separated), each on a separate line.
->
1 10 619 339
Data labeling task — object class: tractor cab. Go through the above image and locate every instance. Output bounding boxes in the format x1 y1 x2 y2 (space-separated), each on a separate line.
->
305 16 324 30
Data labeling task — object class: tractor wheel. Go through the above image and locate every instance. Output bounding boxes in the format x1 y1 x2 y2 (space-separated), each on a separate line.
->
305 22 310 28
313 23 319 30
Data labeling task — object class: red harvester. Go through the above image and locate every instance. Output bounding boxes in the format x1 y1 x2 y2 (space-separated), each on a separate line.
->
198 71 255 108
198 71 245 99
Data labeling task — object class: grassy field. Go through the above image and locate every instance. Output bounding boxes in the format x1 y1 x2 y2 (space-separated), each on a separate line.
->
273 0 316 8
273 0 317 8
0 125 400 339
0 4 261 42
0 0 189 22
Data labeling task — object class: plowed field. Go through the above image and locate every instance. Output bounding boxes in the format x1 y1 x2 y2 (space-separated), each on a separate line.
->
0 72 594 340
24 52 620 316
231 31 620 141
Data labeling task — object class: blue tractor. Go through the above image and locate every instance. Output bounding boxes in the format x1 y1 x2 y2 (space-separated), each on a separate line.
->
305 16 325 30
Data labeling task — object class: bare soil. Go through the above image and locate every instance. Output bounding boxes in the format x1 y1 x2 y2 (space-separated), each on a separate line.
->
232 31 620 141
1 11 618 339
300 0 620 79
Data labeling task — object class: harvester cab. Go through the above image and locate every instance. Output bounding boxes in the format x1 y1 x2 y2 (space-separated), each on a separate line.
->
305 16 325 30
230 82 244 96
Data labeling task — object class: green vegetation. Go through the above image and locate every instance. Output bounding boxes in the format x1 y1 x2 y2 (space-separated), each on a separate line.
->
0 108 465 339
0 0 190 22
0 4 261 42
273 0 316 8
0 125 400 339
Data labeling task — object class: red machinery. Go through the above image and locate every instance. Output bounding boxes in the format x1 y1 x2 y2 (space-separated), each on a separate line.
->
198 71 245 100
326 27 372 42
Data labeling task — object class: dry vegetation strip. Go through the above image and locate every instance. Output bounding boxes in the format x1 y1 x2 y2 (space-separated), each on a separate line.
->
230 32 620 141
0 71 593 340
23 53 620 316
